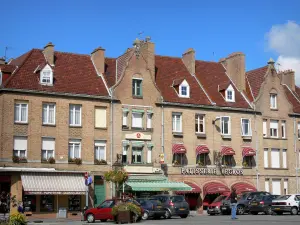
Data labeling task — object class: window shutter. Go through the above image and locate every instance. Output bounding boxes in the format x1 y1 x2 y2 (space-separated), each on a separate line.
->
264 149 269 168
270 120 278 129
14 137 27 150
272 180 281 195
271 149 280 168
132 113 143 128
282 150 287 168
42 138 55 150
95 108 106 128
147 149 152 163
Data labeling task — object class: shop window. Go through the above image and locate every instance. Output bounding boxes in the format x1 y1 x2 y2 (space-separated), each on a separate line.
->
196 153 210 166
222 155 235 167
172 153 187 166
243 156 256 168
68 195 81 211
40 195 54 212
23 195 36 212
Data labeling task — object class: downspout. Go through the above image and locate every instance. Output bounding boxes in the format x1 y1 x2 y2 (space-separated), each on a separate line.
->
161 96 165 162
294 117 299 193
110 88 114 197
254 105 259 190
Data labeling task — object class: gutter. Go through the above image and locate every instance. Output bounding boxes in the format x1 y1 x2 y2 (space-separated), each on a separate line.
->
161 96 165 162
0 167 84 173
294 117 299 193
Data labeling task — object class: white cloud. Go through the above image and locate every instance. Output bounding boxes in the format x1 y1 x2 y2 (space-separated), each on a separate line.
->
266 21 300 85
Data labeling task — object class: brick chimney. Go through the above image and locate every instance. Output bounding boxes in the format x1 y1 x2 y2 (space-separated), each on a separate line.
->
278 69 295 91
91 47 105 75
0 57 5 65
220 52 246 92
140 38 155 75
43 42 55 66
182 48 195 75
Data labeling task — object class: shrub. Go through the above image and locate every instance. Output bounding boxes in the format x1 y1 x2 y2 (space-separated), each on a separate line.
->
112 202 141 217
48 157 55 164
9 212 26 225
104 170 128 184
74 158 82 165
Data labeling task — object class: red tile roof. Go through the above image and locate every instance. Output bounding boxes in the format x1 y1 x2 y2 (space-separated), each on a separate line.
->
246 66 268 98
195 60 250 108
4 49 110 97
0 64 16 73
283 85 300 114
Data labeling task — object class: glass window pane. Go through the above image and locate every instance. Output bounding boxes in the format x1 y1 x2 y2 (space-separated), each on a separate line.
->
43 105 48 123
69 107 73 125
15 104 20 121
20 150 26 158
74 144 80 158
75 107 80 125
49 105 54 124
21 104 27 121
69 144 73 158
99 146 105 160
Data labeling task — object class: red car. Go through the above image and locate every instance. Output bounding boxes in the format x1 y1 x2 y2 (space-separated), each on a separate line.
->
207 193 230 215
84 198 143 223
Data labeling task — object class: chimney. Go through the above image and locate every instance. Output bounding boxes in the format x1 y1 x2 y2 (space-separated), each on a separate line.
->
0 57 5 65
279 69 295 91
182 48 195 75
140 38 155 75
219 52 245 91
43 42 55 66
91 47 105 75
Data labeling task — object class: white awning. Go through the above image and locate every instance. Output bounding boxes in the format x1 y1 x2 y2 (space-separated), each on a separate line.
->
21 172 86 195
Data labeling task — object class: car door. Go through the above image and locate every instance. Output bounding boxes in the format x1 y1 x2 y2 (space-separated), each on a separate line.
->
95 200 115 220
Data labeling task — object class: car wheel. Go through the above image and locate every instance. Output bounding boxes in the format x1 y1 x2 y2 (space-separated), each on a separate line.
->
100 219 107 222
237 205 244 215
250 211 258 215
86 214 95 223
180 214 188 218
164 210 171 219
142 211 149 220
291 207 298 215
265 207 272 215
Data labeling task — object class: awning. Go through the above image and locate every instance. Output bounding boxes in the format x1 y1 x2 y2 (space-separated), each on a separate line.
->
132 109 144 113
196 145 210 154
242 147 256 157
132 141 144 147
176 181 202 194
21 172 86 195
221 146 235 156
203 182 230 195
231 182 256 194
172 144 187 154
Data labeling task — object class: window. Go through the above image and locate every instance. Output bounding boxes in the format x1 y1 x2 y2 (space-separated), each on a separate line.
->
281 121 286 138
40 65 53 85
132 111 143 128
284 180 288 195
173 153 186 166
69 104 81 126
13 136 27 158
263 119 267 137
172 113 182 133
179 80 190 98
41 138 55 160
298 122 300 139
222 155 235 167
68 139 81 159
122 145 128 164
42 103 55 125
264 149 269 168
221 116 231 135
282 149 287 168
132 146 143 164
132 79 142 97
147 145 153 164
94 141 106 161
195 114 205 134
14 102 28 123
241 118 251 136
225 85 235 102
270 120 278 138
265 179 270 192
270 93 277 109
122 109 129 127
272 180 281 195
271 149 280 168
196 153 209 166
243 156 255 167
95 107 106 128
146 112 152 129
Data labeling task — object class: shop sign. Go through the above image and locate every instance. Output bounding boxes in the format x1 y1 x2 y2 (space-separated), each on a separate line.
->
181 167 243 176
125 132 151 140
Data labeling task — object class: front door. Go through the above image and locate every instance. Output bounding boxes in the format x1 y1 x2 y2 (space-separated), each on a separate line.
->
94 176 105 206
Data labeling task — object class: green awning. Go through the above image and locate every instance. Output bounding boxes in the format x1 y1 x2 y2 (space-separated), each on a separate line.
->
124 181 192 192
131 141 144 147
132 109 144 113
122 108 129 113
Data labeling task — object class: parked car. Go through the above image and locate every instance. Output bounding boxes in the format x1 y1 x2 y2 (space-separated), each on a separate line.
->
248 195 279 215
221 191 271 215
272 194 300 215
84 198 143 223
152 194 190 219
207 194 230 215
135 198 166 220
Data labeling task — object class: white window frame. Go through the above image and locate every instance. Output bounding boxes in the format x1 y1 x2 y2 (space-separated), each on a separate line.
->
122 145 128 164
146 112 152 129
41 137 55 160
172 112 182 133
298 122 300 139
281 121 286 139
221 116 231 135
122 111 129 127
69 104 82 126
68 139 81 159
40 65 53 85
14 102 28 123
147 145 153 164
284 180 288 195
282 149 287 168
241 118 252 136
225 85 235 102
132 112 143 128
132 78 143 96
13 136 28 158
270 120 279 138
270 93 277 109
264 148 269 168
179 80 190 98
94 141 106 161
195 114 205 134
42 103 56 125
263 119 267 137
132 146 143 164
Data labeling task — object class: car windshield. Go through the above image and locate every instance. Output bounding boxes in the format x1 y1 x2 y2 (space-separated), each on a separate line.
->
99 200 114 208
170 196 184 202
212 195 227 203
275 195 291 200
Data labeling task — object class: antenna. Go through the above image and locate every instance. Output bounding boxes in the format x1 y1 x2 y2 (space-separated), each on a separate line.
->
4 46 12 61
276 62 281 72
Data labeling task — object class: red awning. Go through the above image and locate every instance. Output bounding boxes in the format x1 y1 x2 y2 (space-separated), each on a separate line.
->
203 182 230 195
221 146 235 156
196 145 210 154
172 144 187 154
242 147 256 157
232 182 257 194
176 181 202 194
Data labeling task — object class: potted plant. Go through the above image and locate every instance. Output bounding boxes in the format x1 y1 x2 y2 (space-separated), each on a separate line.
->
68 158 82 165
172 160 180 166
242 161 249 168
197 161 205 167
48 157 56 164
112 201 141 223
94 159 107 165
12 156 27 163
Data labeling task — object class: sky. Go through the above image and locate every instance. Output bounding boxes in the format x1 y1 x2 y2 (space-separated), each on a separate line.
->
1 0 300 83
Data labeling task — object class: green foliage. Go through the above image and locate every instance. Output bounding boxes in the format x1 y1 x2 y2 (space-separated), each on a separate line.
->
68 158 82 165
104 170 128 184
48 157 56 164
94 159 107 165
9 213 26 225
112 202 141 216
12 156 27 163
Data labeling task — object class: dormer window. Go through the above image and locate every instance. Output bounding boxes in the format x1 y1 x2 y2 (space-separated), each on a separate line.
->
40 65 53 85
225 84 235 102
179 80 190 98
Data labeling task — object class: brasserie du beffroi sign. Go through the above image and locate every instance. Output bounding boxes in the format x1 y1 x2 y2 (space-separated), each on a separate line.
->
181 167 243 176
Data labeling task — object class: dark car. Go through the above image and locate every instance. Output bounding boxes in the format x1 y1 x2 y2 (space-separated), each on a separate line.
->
135 198 166 220
152 194 190 219
221 191 271 215
248 195 279 215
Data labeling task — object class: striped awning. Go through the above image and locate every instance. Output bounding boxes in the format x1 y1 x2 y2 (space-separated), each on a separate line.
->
242 147 256 157
203 182 230 195
176 181 202 194
21 172 86 195
232 182 256 194
196 145 210 154
172 144 187 154
221 146 235 156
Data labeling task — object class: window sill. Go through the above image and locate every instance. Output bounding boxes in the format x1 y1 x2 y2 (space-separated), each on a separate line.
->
173 132 183 137
242 166 254 169
221 134 231 139
264 167 289 170
146 128 153 132
242 136 252 140
270 108 278 111
69 125 82 128
263 137 286 140
196 165 208 168
127 163 154 167
95 127 107 130
14 122 28 125
42 124 56 127
131 127 144 131
196 133 206 138
132 95 143 99
122 126 130 130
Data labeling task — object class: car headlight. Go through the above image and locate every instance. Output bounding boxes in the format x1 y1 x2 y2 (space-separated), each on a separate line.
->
215 206 219 209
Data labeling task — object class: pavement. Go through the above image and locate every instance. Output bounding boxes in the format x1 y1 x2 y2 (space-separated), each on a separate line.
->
26 213 300 225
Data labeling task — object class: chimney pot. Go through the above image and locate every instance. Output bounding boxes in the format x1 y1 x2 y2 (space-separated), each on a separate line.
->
43 42 55 66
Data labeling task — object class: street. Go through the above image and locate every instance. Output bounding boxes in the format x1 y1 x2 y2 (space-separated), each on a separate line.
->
27 214 300 225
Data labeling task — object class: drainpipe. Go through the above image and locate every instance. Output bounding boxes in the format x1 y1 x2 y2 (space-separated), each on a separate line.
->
254 107 259 190
294 117 299 193
110 88 114 197
161 96 165 162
